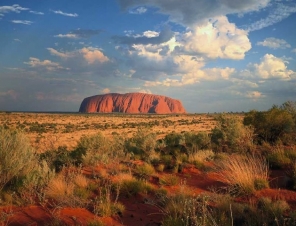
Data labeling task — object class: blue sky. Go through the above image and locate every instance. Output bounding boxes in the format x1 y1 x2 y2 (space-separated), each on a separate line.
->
0 0 296 113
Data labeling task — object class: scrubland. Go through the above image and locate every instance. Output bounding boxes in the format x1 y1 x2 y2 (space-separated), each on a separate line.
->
1 101 296 225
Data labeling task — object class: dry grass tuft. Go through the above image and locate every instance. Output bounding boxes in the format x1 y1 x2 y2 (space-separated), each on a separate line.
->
45 176 74 203
114 172 134 184
215 154 269 194
73 174 88 188
188 150 214 163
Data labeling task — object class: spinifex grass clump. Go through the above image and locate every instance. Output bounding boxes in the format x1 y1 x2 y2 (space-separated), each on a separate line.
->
45 170 91 207
188 150 214 170
93 184 124 217
216 154 269 194
162 194 217 226
0 127 36 191
120 178 153 196
134 163 155 179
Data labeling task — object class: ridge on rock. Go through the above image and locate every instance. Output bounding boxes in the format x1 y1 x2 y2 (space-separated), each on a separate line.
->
79 93 186 114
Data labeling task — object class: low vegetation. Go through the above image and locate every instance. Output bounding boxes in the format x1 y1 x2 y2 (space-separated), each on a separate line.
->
215 154 269 194
1 100 296 225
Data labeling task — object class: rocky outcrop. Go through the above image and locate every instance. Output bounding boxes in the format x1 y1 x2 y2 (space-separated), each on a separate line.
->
79 93 186 114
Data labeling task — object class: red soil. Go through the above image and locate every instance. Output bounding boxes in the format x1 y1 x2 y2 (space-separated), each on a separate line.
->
3 166 296 225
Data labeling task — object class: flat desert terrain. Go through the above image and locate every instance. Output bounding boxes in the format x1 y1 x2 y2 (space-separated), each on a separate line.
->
0 112 216 152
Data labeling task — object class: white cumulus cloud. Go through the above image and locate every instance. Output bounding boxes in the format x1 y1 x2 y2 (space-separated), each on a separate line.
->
250 54 294 80
80 48 110 64
47 47 109 64
180 16 251 60
144 67 236 87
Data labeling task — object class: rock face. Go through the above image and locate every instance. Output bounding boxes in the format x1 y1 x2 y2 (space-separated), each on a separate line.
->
79 93 186 114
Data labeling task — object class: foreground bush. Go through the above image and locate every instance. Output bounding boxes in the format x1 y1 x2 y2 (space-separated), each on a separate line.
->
267 147 293 169
0 127 36 191
125 128 157 160
211 114 254 153
45 170 91 207
244 105 295 145
209 193 291 225
184 131 211 150
93 184 124 217
162 194 216 226
188 150 214 170
120 178 153 196
215 154 269 194
78 133 126 166
134 163 155 179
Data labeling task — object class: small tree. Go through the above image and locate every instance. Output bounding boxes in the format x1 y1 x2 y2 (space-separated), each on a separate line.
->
211 114 254 153
244 106 295 144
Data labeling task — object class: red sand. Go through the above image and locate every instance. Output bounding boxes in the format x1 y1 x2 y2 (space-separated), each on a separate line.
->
3 166 296 225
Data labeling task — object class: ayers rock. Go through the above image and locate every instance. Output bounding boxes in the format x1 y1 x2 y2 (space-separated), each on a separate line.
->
79 93 186 114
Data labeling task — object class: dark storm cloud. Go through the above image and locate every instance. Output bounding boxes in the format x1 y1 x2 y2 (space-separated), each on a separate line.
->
118 0 270 26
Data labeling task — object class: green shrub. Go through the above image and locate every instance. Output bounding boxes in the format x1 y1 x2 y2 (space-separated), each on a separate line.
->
69 146 86 165
77 132 109 153
0 127 36 191
40 146 72 172
126 128 157 160
244 106 295 145
184 132 211 150
156 164 165 172
121 179 153 196
164 132 184 147
93 185 124 217
78 133 126 166
267 148 292 169
162 194 215 226
160 155 173 168
21 160 56 195
148 151 161 165
134 163 155 179
257 197 290 224
211 114 254 153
